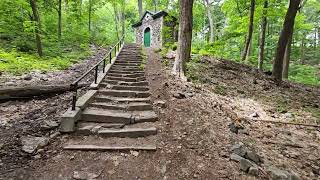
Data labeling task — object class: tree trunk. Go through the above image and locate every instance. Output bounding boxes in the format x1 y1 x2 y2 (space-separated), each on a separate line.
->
241 0 255 61
113 3 120 41
0 84 88 101
300 33 306 64
272 0 301 81
153 0 158 12
29 0 43 57
172 0 194 80
258 0 268 70
138 0 143 18
88 0 92 33
58 0 62 39
203 0 214 43
282 34 292 79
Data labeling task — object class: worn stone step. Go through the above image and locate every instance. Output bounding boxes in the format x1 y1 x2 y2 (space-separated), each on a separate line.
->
107 73 145 78
98 90 151 98
111 65 141 70
111 85 149 91
81 109 158 123
101 80 149 87
108 70 144 74
64 144 156 151
113 63 141 67
94 95 151 103
81 109 132 124
97 127 157 137
76 122 125 135
106 76 146 82
115 61 142 64
89 102 153 111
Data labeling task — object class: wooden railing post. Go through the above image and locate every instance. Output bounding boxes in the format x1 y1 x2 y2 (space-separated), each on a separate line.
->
94 66 98 84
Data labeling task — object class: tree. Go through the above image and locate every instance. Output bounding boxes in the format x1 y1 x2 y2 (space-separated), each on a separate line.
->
58 0 62 39
172 0 194 79
241 0 255 61
282 34 292 79
203 0 214 43
88 0 92 33
29 0 43 57
272 0 301 81
258 0 268 70
138 0 143 18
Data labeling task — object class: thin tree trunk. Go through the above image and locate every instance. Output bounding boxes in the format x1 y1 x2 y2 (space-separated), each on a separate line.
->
153 0 158 12
58 0 62 39
113 3 120 41
29 0 43 57
241 0 255 61
172 0 194 80
272 0 301 81
300 33 306 64
138 0 143 18
282 34 292 79
88 0 92 33
203 0 214 43
258 0 268 70
80 0 83 17
121 1 125 36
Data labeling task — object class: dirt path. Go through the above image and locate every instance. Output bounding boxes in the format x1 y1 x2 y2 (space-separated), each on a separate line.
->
1 47 319 179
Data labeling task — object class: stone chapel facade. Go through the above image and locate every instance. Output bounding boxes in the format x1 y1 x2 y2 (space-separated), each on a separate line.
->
132 10 177 48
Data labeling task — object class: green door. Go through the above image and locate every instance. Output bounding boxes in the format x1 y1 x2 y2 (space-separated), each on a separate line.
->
144 28 151 47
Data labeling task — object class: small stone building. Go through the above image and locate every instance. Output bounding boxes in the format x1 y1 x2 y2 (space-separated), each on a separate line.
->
132 10 177 48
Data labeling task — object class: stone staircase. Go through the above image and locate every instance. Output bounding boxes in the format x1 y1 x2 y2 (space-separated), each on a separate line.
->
63 44 158 151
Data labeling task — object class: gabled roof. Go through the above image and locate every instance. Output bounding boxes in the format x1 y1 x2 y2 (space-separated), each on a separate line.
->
132 10 168 28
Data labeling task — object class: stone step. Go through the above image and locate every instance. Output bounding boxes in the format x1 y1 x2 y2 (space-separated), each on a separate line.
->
107 73 145 78
89 102 153 111
76 122 157 137
63 131 157 151
94 95 151 103
111 85 149 91
97 127 157 138
111 66 142 71
113 63 140 67
97 90 151 98
101 80 149 86
106 76 146 82
108 70 144 74
81 109 158 123
115 61 142 64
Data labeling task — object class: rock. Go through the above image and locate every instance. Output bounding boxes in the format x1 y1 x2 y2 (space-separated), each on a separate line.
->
245 150 262 164
130 150 139 157
41 120 59 130
23 74 32 81
34 154 41 159
249 112 259 118
173 91 186 99
40 77 49 81
230 153 244 162
238 129 249 135
230 143 247 157
49 132 60 139
4 81 15 86
248 166 259 176
72 170 101 180
284 112 294 119
267 167 300 180
228 122 244 134
166 50 176 59
240 158 256 172
21 136 49 154
154 100 166 108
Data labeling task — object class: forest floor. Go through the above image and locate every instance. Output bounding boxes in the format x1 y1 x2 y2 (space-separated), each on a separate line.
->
0 47 319 179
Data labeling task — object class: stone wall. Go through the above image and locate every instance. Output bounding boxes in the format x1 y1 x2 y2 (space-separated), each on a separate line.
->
135 14 163 48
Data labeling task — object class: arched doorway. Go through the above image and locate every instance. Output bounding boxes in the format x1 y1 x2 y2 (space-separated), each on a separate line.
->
144 27 151 47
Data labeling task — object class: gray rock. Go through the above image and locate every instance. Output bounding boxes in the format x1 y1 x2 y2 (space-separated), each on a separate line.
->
4 81 15 86
173 92 186 99
49 132 60 139
248 166 259 176
230 153 244 162
23 74 32 81
245 150 262 164
72 170 101 180
249 112 259 118
267 167 300 180
230 143 247 157
284 112 294 119
240 158 256 172
41 120 59 130
21 136 49 154
154 100 166 108
40 77 49 81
